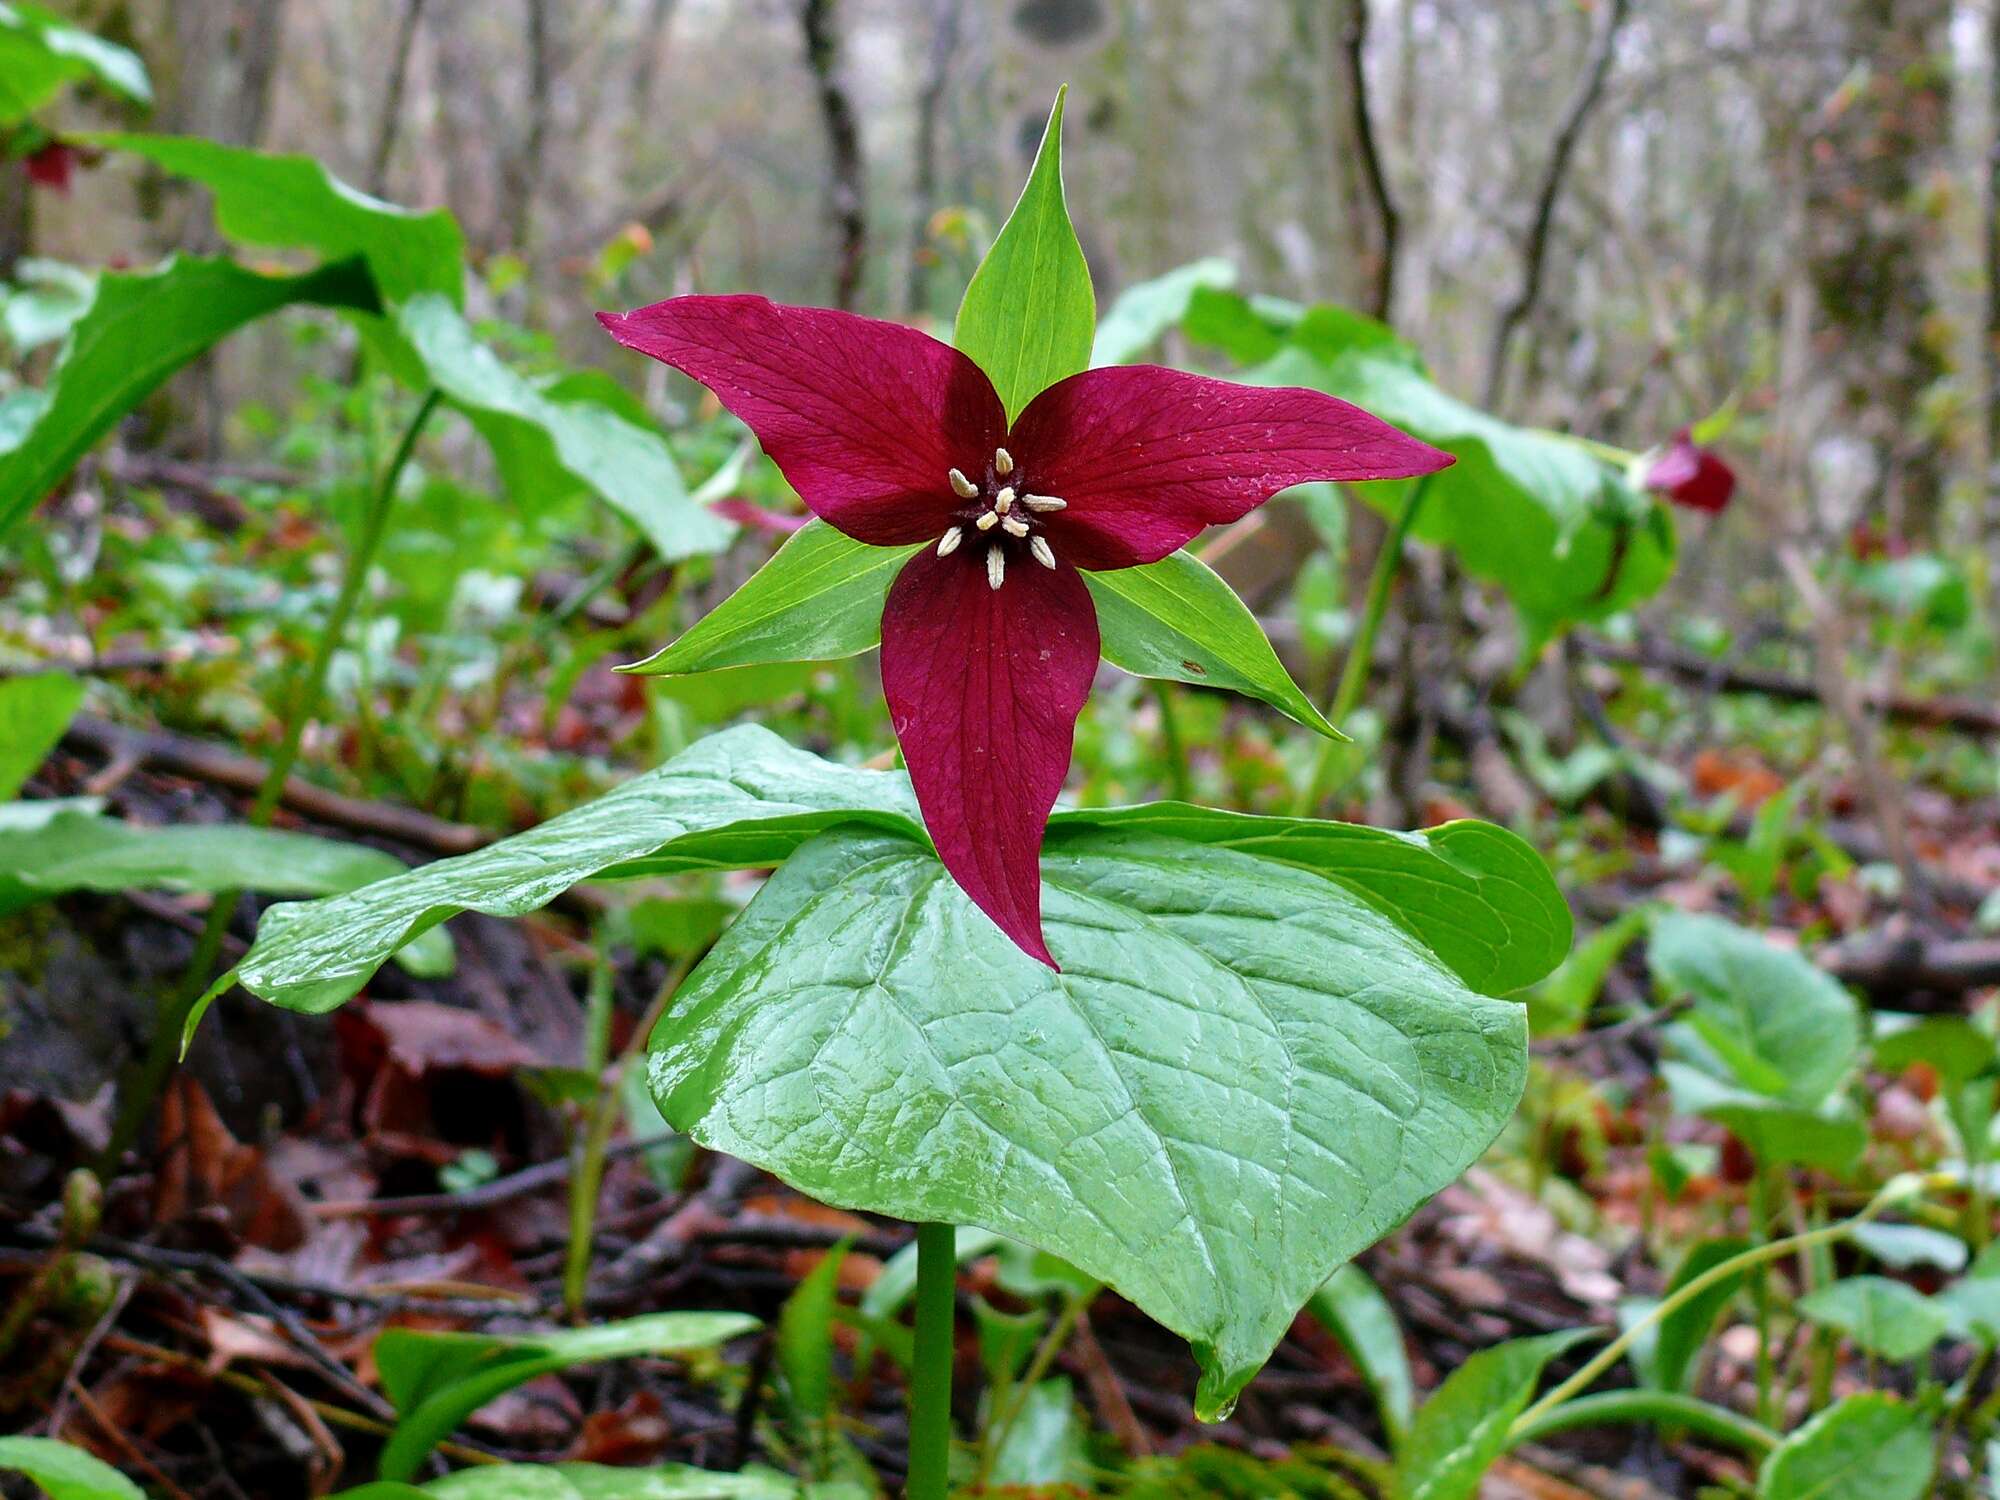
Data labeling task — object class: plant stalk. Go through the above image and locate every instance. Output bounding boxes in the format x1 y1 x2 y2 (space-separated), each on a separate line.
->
908 1221 957 1500
99 389 442 1171
1152 681 1192 802
1294 476 1431 816
1509 1181 1907 1440
1508 1390 1778 1456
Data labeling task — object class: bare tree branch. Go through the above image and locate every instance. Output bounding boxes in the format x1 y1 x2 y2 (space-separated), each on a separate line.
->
1336 0 1399 321
365 0 429 196
906 0 965 315
1482 0 1629 408
801 0 867 310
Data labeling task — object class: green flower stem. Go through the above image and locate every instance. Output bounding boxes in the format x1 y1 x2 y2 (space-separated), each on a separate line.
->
1509 1180 1909 1442
1293 476 1432 817
908 1221 958 1500
99 388 442 1170
1152 681 1192 802
1508 1390 1778 1456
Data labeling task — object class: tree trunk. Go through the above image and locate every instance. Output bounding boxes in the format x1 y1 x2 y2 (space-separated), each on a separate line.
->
801 0 867 310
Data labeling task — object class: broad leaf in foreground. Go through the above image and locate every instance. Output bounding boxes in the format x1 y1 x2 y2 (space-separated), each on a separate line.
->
1393 1329 1594 1500
1091 258 1237 367
0 255 378 538
0 1434 145 1500
649 827 1530 1417
0 670 83 797
222 727 1568 1018
0 3 150 121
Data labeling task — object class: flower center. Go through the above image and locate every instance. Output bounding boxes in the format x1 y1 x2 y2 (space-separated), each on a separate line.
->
934 448 1066 589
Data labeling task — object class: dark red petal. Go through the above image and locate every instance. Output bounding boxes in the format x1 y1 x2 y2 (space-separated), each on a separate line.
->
1008 365 1454 570
880 546 1100 968
24 143 76 194
1644 430 1736 514
597 295 1005 546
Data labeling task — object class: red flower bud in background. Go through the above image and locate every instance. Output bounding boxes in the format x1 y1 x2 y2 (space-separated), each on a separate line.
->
1643 428 1736 513
24 141 79 194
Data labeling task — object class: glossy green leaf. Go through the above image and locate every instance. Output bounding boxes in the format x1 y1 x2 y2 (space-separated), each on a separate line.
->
0 808 452 973
89 133 461 304
1086 548 1338 737
954 88 1094 422
0 1436 145 1500
1796 1277 1949 1362
0 670 82 798
397 294 733 563
1245 344 1673 649
374 1313 757 1481
225 728 1567 1026
412 1465 804 1499
1308 1265 1414 1445
1091 258 1236 366
1756 1394 1933 1500
649 826 1529 1419
1650 912 1861 1104
1394 1329 1594 1500
0 4 150 120
0 254 378 540
1051 804 1571 996
223 726 923 1016
622 521 916 675
988 1378 1088 1489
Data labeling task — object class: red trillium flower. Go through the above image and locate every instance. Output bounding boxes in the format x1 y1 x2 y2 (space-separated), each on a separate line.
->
23 141 78 194
600 295 1453 967
1644 429 1735 514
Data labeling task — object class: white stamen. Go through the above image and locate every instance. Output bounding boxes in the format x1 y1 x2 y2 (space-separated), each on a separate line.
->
986 545 1005 590
975 510 999 531
993 447 1014 476
1001 516 1029 537
936 526 962 557
948 468 979 499
1030 535 1056 569
1023 494 1067 513
994 486 1015 514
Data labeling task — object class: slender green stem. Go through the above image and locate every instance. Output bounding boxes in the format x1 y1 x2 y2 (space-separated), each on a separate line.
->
908 1222 958 1500
1510 1182 1907 1441
99 389 442 1170
976 1288 1087 1490
1293 477 1431 817
1751 1165 1777 1428
1508 1391 1778 1456
1152 682 1192 802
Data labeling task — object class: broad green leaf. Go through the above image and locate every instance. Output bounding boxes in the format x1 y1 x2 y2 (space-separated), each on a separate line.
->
988 1378 1089 1489
621 520 916 675
374 1312 757 1481
1849 1223 1969 1273
1307 1265 1414 1445
0 1436 145 1500
0 254 378 540
224 729 1564 1027
1091 258 1236 366
1393 1329 1594 1500
0 3 150 121
1939 1259 2000 1345
1796 1277 1949 1362
1245 345 1674 649
397 294 733 563
89 133 461 304
1661 1063 1867 1173
0 670 82 797
1086 549 1338 737
1650 912 1861 1104
649 826 1529 1419
1756 1394 1933 1500
223 725 923 1016
954 88 1094 422
1052 804 1571 996
0 808 452 973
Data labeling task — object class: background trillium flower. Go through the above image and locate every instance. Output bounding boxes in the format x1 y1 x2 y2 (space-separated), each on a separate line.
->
600 294 1453 967
1644 428 1736 513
